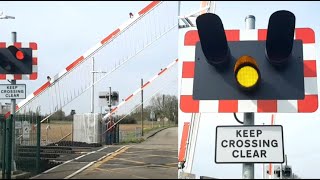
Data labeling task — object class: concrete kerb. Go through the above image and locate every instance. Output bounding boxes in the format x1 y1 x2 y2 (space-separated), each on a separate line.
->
0 171 32 179
143 126 171 140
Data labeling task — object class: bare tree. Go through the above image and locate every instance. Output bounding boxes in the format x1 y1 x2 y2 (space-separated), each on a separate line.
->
116 93 178 125
150 93 178 124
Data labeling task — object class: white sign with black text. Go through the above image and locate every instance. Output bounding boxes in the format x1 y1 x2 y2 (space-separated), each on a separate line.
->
215 125 284 163
0 84 26 99
22 121 30 139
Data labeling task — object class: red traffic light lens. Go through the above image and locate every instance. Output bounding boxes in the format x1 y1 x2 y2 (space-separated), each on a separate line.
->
16 51 24 60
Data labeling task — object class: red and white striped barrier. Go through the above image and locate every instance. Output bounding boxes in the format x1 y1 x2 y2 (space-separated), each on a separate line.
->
11 1 162 118
102 58 178 121
179 28 318 113
179 122 190 163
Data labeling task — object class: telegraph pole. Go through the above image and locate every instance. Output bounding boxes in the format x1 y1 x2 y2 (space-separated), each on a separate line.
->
109 87 112 113
141 79 144 136
242 15 255 179
162 94 165 127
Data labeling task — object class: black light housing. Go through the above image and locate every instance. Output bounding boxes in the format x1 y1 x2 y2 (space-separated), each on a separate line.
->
266 10 296 66
196 13 230 66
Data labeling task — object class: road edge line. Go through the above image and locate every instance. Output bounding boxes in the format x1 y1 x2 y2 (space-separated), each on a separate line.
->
30 146 108 179
64 161 96 179
63 145 128 179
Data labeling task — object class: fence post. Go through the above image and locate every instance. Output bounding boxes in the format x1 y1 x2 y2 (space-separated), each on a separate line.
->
5 115 13 179
2 116 6 179
36 115 41 173
116 124 119 144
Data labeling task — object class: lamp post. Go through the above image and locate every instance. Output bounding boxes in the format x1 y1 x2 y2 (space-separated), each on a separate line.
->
90 57 107 114
0 11 16 179
0 11 15 19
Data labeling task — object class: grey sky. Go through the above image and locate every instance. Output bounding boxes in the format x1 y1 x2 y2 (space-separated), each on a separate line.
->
178 1 320 179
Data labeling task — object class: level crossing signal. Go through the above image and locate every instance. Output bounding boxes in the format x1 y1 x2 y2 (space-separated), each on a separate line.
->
194 10 303 99
179 10 318 113
0 45 33 74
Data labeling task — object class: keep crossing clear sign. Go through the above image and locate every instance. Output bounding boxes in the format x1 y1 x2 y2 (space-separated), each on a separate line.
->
215 125 284 163
0 84 26 99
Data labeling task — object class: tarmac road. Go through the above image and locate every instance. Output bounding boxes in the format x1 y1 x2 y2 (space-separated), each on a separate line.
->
30 146 125 179
71 127 178 179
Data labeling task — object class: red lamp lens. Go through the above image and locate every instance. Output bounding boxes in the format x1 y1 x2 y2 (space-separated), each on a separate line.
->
16 51 24 60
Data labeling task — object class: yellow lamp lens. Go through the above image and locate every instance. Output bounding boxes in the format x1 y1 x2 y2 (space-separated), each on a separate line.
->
236 66 259 88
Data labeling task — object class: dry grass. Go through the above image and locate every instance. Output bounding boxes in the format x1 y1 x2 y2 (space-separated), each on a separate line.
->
33 120 171 144
119 124 154 131
17 122 72 145
40 122 72 143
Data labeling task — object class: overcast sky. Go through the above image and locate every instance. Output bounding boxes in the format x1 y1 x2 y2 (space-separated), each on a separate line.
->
178 1 320 179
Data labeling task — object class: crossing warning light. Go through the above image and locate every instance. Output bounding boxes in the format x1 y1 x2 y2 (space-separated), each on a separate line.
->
234 56 260 91
196 13 230 66
8 45 25 61
194 10 303 99
98 91 119 106
0 45 33 74
178 10 318 113
266 10 296 66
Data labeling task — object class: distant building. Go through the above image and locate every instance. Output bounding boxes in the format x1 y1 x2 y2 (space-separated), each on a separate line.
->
157 117 169 122
0 102 10 114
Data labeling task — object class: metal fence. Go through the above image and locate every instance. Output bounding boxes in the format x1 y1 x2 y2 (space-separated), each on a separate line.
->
118 119 175 144
0 113 42 178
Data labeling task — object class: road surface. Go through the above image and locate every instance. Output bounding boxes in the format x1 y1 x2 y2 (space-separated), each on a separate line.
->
30 146 125 179
72 127 178 179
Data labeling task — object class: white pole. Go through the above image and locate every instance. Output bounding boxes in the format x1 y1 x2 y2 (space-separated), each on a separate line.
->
91 57 95 113
209 1 216 13
11 31 17 172
242 15 255 179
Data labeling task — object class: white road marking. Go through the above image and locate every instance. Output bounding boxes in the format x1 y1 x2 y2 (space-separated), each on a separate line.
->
64 161 95 179
63 146 128 179
30 146 109 179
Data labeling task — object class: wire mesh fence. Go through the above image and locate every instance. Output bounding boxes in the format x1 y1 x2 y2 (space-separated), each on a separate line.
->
4 113 42 176
118 120 175 144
